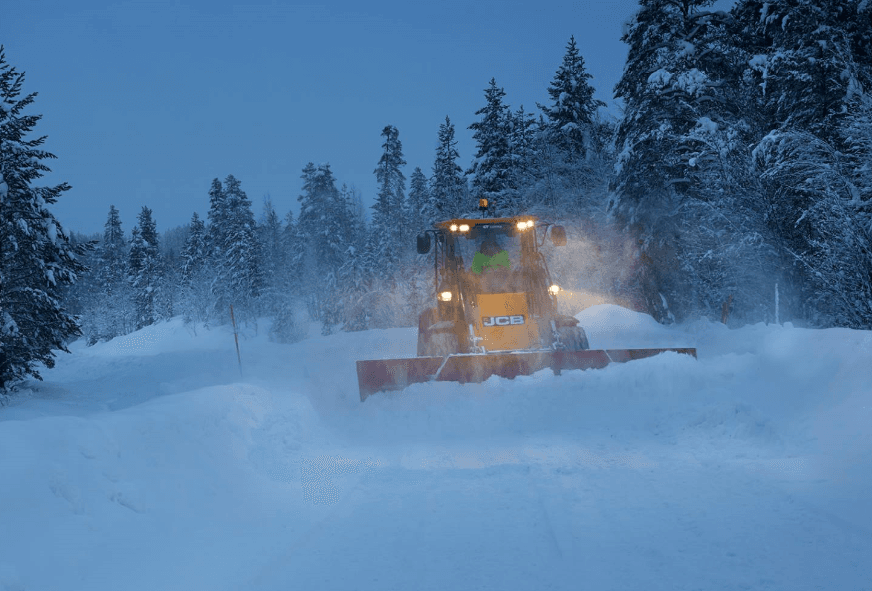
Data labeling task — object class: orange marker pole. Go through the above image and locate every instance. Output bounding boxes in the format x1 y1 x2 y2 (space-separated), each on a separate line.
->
230 304 242 376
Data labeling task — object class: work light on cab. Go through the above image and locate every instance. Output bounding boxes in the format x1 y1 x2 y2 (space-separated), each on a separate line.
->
549 285 560 296
438 291 453 302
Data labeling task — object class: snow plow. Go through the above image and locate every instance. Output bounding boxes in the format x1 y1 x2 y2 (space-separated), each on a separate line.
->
356 214 696 401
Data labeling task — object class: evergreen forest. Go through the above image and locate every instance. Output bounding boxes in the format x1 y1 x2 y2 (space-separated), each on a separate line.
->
3 0 872 392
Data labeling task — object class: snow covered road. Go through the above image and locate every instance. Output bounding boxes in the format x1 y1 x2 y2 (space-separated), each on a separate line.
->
1 306 870 590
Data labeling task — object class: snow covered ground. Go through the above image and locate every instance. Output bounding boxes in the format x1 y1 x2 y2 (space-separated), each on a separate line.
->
1 305 871 591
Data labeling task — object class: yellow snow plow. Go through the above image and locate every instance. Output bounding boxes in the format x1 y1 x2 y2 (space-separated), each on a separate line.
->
356 215 696 401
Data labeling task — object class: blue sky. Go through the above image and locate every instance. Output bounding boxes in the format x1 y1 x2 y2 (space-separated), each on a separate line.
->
4 0 732 236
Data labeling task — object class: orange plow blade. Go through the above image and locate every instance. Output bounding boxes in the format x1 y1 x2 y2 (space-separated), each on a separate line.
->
356 348 697 401
355 357 445 401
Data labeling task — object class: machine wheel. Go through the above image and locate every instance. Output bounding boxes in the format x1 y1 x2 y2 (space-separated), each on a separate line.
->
422 331 460 357
417 308 460 357
417 309 436 356
557 325 589 351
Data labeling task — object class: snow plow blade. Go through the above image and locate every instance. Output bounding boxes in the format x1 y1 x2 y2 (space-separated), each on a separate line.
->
357 348 696 401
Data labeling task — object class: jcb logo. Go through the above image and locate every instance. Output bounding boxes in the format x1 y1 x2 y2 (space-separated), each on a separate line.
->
482 315 525 327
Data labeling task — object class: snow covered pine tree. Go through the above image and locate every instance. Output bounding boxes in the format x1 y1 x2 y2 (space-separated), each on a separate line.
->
0 47 86 392
180 211 210 324
740 0 872 327
468 79 516 216
127 206 161 330
611 0 778 322
408 166 431 233
296 163 353 334
96 204 131 340
371 124 407 276
537 35 606 161
431 116 466 219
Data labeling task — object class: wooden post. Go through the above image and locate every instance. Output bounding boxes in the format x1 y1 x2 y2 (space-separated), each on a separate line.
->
230 304 242 376
721 294 734 325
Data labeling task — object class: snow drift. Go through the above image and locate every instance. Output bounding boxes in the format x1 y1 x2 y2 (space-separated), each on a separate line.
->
1 305 870 591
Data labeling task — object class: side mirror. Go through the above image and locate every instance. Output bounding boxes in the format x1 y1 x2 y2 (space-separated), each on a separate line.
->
417 232 432 254
550 225 567 247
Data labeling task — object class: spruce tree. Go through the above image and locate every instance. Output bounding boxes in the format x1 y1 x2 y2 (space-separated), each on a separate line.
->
206 177 228 255
754 129 872 327
528 37 613 214
736 0 872 327
204 178 229 317
340 183 367 258
56 232 99 343
508 105 538 186
337 229 375 332
221 174 262 321
201 175 263 323
612 0 728 223
408 167 430 232
296 162 351 332
739 0 862 141
431 116 466 219
97 205 130 340
59 232 101 345
0 47 86 390
281 209 303 296
269 208 306 343
180 211 209 324
257 197 284 316
538 36 606 159
139 206 161 322
371 125 407 275
840 93 872 234
468 79 515 216
127 207 160 330
848 0 872 88
181 212 206 283
127 226 146 329
609 0 774 322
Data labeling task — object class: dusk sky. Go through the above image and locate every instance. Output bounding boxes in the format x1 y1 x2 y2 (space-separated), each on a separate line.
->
4 0 734 236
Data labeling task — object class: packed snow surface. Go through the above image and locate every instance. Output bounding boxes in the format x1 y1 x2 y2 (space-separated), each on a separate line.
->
2 304 871 590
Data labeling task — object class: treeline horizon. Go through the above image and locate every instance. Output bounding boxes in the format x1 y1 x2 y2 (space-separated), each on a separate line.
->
3 0 872 392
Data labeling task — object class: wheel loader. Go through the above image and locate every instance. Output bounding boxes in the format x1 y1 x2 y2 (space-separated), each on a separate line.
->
356 214 696 401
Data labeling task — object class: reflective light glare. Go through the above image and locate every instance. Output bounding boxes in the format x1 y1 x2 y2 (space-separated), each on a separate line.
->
438 291 453 302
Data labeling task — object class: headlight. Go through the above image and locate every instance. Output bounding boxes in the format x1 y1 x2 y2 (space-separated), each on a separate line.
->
459 224 470 232
516 220 534 230
450 224 458 232
548 285 560 295
438 291 453 302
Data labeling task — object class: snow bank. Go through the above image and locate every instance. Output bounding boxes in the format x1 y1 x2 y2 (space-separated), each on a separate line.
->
1 305 870 590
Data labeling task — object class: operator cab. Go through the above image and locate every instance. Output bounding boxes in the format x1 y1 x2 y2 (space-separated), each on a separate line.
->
455 225 523 293
416 216 541 297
